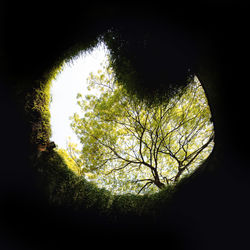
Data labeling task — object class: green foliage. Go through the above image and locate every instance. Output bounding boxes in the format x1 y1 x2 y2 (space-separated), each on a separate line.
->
33 147 173 219
22 36 215 222
70 60 215 195
103 30 141 99
17 36 181 222
24 64 64 145
23 35 101 147
102 30 187 104
56 148 81 175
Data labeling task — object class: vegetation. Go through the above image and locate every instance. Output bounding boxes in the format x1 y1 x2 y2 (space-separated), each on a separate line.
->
4 22 215 228
69 60 214 195
21 36 214 220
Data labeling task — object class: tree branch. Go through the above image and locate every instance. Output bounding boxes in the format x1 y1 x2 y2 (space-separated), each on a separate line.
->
105 162 132 175
174 132 214 182
137 181 153 194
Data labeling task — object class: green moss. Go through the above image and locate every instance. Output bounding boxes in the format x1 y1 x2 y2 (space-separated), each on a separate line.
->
23 63 63 145
34 146 175 221
102 30 187 106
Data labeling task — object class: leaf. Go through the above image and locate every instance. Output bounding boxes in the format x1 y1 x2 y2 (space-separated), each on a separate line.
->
70 61 214 195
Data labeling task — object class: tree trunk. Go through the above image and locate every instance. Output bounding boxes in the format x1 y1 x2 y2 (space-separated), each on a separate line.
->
154 180 165 189
153 168 165 189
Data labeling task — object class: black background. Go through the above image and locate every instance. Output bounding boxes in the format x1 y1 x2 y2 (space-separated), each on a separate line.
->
0 1 249 249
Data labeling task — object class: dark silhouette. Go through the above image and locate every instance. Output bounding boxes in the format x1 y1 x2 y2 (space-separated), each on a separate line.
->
0 2 249 250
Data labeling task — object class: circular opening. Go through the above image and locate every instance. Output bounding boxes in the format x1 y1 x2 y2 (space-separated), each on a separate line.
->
49 42 215 196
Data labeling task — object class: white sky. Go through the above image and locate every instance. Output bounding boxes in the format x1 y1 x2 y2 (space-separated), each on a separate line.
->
50 43 108 150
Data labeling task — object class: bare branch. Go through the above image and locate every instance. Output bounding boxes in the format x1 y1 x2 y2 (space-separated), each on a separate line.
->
105 162 132 175
137 181 153 194
174 132 214 182
134 178 155 183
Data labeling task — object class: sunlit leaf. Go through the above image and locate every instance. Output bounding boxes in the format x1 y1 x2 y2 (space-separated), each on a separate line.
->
68 60 214 195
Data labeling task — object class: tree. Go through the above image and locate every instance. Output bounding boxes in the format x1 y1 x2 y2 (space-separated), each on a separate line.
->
70 60 214 195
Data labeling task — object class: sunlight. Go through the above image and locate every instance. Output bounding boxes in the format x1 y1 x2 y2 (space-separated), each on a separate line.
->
69 64 214 194
49 42 214 195
50 43 109 149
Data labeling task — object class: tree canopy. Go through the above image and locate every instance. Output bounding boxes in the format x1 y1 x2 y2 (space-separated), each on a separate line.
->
69 60 214 195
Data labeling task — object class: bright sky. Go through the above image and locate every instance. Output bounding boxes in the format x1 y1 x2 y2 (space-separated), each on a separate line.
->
50 43 108 150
